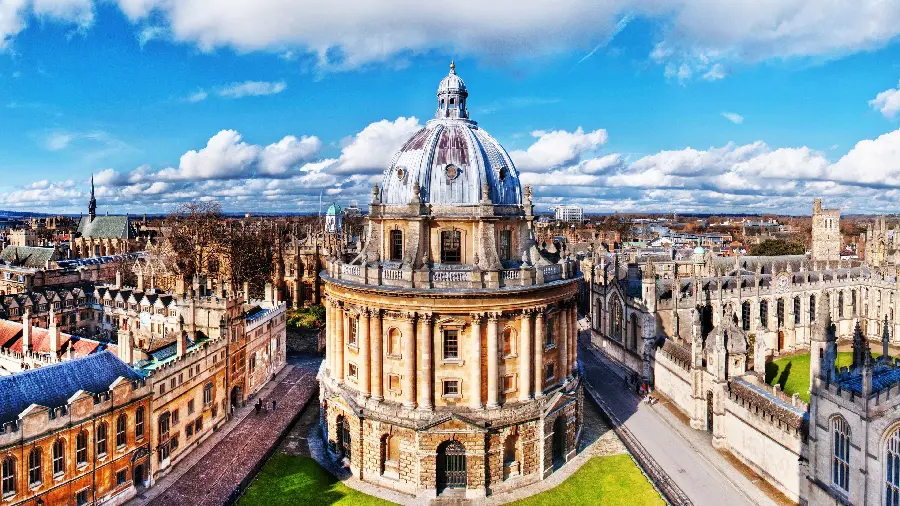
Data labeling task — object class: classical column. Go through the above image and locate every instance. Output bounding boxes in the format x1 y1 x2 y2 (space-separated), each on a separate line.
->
371 309 383 401
334 302 344 382
359 308 371 397
402 312 417 409
418 313 434 410
470 314 484 409
487 313 500 408
534 311 545 397
325 299 333 374
519 310 533 402
569 305 577 377
559 308 569 383
342 309 350 380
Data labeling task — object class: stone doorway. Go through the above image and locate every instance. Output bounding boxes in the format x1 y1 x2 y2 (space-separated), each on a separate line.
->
230 385 242 410
437 440 467 494
133 463 146 489
778 331 785 351
552 416 567 467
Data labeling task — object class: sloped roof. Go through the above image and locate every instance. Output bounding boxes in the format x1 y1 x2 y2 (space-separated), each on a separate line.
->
77 215 134 239
0 350 140 424
0 319 114 358
0 246 57 268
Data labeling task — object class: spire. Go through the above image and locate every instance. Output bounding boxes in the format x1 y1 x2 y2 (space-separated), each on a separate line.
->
88 174 97 220
852 320 871 372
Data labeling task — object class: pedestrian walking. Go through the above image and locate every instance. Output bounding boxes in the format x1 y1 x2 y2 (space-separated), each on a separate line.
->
255 399 261 414
272 399 277 411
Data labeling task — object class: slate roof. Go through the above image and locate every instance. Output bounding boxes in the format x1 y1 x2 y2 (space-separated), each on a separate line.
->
0 246 57 268
837 366 900 395
77 215 135 239
0 350 141 424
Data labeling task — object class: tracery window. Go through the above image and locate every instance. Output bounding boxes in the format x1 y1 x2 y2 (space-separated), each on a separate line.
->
116 414 127 448
741 301 750 331
52 439 65 476
832 416 851 492
886 426 900 505
96 422 108 456
839 292 845 318
609 295 624 341
135 406 145 440
777 299 785 327
794 297 801 325
759 300 768 329
810 295 816 323
28 448 41 486
76 430 88 465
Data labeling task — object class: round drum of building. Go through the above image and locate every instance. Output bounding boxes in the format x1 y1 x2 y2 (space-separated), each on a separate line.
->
320 63 583 500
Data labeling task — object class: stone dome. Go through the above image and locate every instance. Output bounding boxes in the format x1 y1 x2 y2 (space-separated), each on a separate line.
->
380 63 523 207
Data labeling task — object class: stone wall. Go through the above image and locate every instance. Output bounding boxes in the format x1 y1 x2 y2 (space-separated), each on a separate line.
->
286 327 323 354
590 330 643 376
653 345 693 416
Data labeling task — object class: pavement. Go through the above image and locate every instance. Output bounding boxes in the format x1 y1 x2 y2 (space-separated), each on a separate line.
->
129 354 322 506
579 335 780 506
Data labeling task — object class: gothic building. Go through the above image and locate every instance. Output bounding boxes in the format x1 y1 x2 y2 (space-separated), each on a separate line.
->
320 63 582 500
811 197 841 263
72 177 141 259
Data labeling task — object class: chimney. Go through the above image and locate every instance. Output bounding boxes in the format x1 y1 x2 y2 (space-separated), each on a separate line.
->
177 330 187 359
264 282 274 304
243 281 250 303
22 309 31 353
49 307 60 355
117 329 134 365
115 269 122 289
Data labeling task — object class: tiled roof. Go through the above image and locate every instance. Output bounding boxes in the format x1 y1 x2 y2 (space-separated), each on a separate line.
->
0 246 57 268
0 350 141 424
0 319 115 359
77 215 135 239
836 366 900 395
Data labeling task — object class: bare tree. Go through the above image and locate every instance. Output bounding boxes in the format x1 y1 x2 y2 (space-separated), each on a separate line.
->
162 201 225 281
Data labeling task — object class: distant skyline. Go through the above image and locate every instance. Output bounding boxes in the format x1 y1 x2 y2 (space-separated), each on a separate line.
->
2 1 900 215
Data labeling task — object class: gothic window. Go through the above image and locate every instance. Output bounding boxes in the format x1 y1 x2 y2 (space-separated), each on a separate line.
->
810 295 816 323
759 300 769 329
28 448 41 486
852 290 858 316
886 426 900 505
498 230 512 261
76 431 88 465
794 297 801 325
609 295 624 342
389 230 403 261
839 292 845 318
443 329 459 359
52 439 65 476
387 328 401 356
741 301 750 331
1 457 14 497
502 328 515 357
832 416 851 492
135 406 145 440
96 422 108 456
629 313 639 351
441 230 462 264
777 299 785 327
116 415 127 448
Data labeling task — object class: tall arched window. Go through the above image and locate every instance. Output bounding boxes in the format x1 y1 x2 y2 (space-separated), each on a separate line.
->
741 301 751 331
28 448 41 486
96 422 108 456
52 439 65 476
135 406 145 440
832 416 851 492
629 313 639 351
852 290 858 316
389 229 403 261
609 294 624 342
759 300 769 329
886 426 900 505
1 457 15 497
76 430 88 465
839 292 845 318
116 414 127 448
777 299 785 327
810 295 816 323
793 297 801 325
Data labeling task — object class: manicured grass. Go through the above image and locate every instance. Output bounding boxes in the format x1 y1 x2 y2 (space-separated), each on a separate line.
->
508 454 665 506
239 454 395 506
765 351 881 403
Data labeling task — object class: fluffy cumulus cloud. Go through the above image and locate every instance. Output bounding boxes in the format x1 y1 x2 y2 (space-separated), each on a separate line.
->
332 117 422 174
4 1 900 77
870 81 900 119
510 127 608 172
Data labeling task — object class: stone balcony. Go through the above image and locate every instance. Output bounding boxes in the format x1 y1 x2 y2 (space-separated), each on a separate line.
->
324 257 580 291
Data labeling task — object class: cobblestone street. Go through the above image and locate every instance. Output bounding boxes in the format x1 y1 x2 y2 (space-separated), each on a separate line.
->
135 355 322 506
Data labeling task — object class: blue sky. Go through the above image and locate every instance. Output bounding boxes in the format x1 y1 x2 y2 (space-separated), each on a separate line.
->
2 1 900 214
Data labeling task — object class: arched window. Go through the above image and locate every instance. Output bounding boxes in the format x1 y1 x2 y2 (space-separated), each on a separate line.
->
852 290 858 316
2 457 15 497
832 417 850 492
440 230 462 264
28 448 41 486
449 97 456 109
839 291 845 318
387 328 401 356
96 422 108 456
629 313 639 351
759 300 769 329
389 229 403 261
502 328 515 357
503 434 519 465
135 406 145 440
609 294 624 342
777 298 785 327
158 412 171 464
52 439 65 476
741 301 751 331
886 426 900 505
76 430 88 465
810 295 816 323
793 297 801 325
116 414 127 448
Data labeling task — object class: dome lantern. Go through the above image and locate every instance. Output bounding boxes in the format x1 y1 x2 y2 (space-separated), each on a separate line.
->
436 61 468 120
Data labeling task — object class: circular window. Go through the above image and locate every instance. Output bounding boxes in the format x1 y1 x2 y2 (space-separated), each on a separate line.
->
445 164 460 180
396 167 406 180
498 167 508 181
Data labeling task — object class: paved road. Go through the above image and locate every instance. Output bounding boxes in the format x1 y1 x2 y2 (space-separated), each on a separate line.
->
579 340 761 506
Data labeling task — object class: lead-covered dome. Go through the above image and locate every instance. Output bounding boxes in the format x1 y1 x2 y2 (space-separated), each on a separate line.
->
380 63 523 207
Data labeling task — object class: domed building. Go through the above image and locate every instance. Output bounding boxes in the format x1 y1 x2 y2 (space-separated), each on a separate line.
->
320 63 582 500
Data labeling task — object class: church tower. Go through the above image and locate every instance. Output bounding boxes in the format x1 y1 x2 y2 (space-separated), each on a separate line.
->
811 198 841 263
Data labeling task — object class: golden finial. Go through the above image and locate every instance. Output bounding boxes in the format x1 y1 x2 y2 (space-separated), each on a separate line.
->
449 60 456 74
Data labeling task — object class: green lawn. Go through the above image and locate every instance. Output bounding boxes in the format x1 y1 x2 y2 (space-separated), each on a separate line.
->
765 351 880 403
508 454 665 506
238 454 396 506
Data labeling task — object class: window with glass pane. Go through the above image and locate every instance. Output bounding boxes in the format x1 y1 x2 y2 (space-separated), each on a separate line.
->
794 297 801 325
53 439 65 475
135 406 145 440
97 423 108 456
76 431 88 464
741 301 750 331
832 417 850 492
886 426 900 505
441 230 462 263
759 300 768 329
28 449 41 486
498 230 512 261
443 329 459 359
116 415 127 447
390 230 403 261
2 457 15 497
443 380 459 396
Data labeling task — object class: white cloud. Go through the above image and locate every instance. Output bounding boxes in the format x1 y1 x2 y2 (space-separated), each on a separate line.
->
870 81 900 119
217 80 287 99
187 89 208 102
45 132 75 151
510 127 608 172
721 112 743 124
703 64 726 81
332 117 422 174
